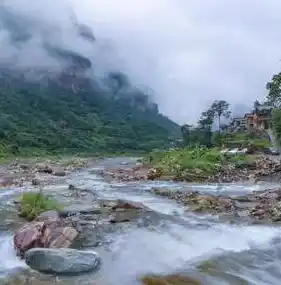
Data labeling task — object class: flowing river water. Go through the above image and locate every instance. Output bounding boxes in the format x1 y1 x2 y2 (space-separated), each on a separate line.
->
1 157 281 285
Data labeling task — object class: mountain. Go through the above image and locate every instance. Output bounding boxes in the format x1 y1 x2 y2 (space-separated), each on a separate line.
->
0 6 179 155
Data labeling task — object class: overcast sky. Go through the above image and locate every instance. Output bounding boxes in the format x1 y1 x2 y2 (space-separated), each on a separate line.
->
3 0 281 124
68 0 281 123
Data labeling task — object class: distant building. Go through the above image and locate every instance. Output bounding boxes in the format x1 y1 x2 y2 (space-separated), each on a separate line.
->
245 101 273 131
227 117 247 133
226 101 273 133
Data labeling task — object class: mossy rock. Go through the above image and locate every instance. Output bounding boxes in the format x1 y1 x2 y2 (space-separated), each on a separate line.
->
141 274 201 285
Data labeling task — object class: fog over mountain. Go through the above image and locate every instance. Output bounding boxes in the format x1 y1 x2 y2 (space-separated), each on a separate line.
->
1 0 281 123
0 0 161 112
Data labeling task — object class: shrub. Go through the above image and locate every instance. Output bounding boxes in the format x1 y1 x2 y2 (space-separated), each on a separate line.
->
143 146 252 179
140 274 201 285
19 190 61 221
143 147 223 175
272 109 281 142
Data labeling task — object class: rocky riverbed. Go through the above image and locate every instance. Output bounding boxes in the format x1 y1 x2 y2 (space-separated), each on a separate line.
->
0 157 89 188
152 187 281 224
1 157 281 285
100 155 281 184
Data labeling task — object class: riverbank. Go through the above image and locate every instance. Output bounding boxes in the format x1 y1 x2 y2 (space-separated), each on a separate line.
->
151 186 281 224
100 149 281 184
1 157 281 285
0 149 148 189
0 156 90 188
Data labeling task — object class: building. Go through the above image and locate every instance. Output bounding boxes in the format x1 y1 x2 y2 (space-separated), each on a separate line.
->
245 101 273 131
227 117 247 133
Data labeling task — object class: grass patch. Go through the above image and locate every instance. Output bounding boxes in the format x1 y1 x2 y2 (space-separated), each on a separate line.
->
143 147 253 180
221 131 271 149
19 191 61 221
140 274 201 285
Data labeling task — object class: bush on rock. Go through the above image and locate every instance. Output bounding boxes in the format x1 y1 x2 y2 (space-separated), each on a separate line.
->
19 190 61 221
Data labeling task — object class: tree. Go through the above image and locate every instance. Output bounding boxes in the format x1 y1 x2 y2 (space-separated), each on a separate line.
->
197 110 214 147
180 124 192 145
266 73 281 107
272 109 281 143
209 100 231 132
181 123 211 147
198 109 214 129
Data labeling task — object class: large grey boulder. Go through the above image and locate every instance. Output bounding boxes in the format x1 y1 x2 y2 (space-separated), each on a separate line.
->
25 248 100 274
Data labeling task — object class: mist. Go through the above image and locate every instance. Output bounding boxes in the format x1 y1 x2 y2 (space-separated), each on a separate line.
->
1 0 281 124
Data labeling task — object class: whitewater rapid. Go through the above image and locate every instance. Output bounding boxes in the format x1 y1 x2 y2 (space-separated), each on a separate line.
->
0 157 281 285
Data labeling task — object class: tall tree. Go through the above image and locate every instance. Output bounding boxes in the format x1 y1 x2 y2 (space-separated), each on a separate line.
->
194 110 214 147
209 100 231 132
266 73 281 107
180 124 192 145
181 123 211 147
198 109 214 129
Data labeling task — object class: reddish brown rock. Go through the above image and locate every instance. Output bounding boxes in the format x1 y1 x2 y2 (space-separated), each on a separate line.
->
112 200 147 211
14 222 44 257
14 218 78 258
250 208 265 218
0 176 15 187
41 225 78 248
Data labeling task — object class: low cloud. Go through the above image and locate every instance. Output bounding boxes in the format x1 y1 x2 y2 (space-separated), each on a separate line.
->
70 0 281 123
2 0 281 124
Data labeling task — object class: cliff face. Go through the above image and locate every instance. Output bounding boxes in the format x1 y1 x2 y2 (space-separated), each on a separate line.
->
0 6 179 154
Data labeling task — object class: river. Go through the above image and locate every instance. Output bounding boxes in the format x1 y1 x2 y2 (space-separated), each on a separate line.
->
0 157 281 285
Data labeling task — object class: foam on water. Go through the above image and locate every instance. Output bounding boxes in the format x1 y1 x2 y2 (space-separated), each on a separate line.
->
0 160 280 284
96 221 281 285
83 167 281 285
0 188 21 199
0 187 27 278
0 235 27 278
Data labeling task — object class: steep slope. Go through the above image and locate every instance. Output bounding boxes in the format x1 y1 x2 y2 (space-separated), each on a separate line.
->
0 6 179 155
0 72 179 154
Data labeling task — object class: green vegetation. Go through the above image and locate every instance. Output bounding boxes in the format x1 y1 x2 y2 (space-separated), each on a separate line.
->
143 147 253 181
220 132 270 150
181 100 231 147
272 109 281 145
18 191 61 221
208 100 231 131
141 274 200 285
266 73 281 147
180 98 273 150
266 72 281 108
0 71 179 159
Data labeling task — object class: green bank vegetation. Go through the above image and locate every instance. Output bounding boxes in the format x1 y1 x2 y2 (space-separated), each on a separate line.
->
265 71 281 147
143 147 253 181
220 132 270 150
18 191 61 221
179 99 271 151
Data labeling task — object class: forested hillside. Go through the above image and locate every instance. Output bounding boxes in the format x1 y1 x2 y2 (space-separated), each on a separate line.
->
0 7 179 156
0 72 179 154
